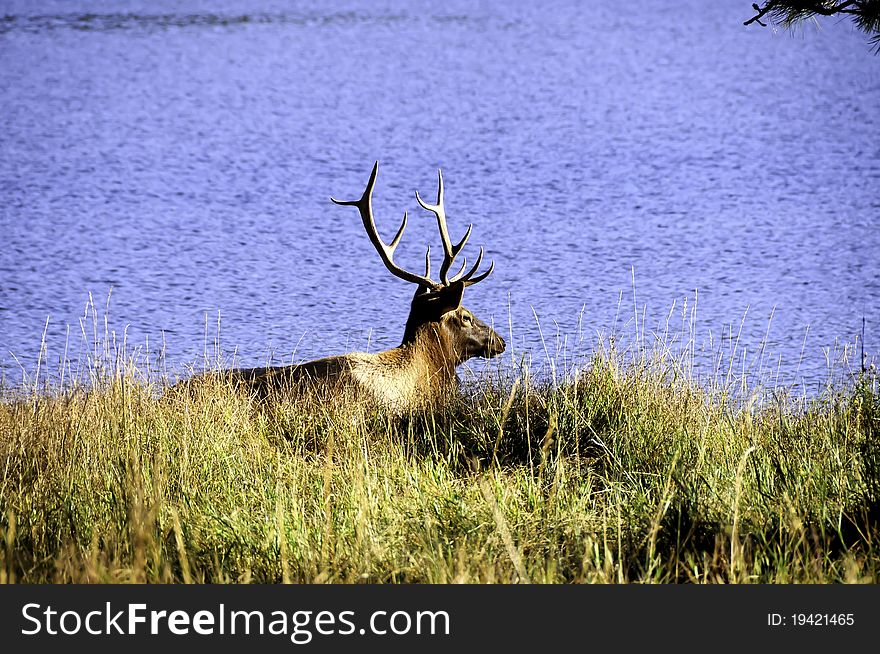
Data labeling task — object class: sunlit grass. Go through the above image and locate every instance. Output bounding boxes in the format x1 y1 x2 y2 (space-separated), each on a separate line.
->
0 296 877 583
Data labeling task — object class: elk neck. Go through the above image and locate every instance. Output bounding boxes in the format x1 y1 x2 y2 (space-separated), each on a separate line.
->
394 319 460 388
399 321 461 378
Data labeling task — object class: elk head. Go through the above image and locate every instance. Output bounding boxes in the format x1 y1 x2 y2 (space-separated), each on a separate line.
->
331 162 505 366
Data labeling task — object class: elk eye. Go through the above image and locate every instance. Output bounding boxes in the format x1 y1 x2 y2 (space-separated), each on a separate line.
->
462 314 473 325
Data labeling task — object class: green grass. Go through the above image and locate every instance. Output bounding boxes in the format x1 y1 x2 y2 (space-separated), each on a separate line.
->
0 321 878 584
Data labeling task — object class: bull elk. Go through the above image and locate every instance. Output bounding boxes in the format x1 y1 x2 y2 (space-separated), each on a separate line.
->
191 162 505 413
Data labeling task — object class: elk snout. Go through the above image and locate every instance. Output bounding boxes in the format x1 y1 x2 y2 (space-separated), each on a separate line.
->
485 330 506 358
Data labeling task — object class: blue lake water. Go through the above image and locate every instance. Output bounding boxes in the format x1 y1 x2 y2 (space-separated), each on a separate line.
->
1 0 878 392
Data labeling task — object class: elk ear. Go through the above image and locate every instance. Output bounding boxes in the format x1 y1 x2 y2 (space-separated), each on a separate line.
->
437 280 465 315
411 280 465 317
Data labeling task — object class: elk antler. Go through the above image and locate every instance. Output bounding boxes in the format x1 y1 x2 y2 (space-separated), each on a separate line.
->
331 162 440 291
331 162 494 292
415 169 494 287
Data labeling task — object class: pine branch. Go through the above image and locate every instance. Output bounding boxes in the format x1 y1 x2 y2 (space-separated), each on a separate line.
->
745 1 880 54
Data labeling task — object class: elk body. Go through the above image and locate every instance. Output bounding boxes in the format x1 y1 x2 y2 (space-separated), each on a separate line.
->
192 162 505 413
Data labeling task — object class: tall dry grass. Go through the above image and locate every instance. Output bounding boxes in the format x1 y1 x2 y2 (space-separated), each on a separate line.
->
0 297 877 583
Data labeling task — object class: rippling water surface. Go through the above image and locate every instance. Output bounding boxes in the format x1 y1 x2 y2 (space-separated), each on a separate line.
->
1 0 878 390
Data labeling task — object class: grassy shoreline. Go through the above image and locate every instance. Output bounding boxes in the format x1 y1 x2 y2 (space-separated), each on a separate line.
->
1 336 878 584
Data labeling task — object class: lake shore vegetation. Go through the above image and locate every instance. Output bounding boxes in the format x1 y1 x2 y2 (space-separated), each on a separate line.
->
1 314 877 585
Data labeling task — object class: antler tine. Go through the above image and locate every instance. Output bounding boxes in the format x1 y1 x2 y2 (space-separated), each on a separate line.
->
331 162 439 290
389 211 407 250
454 223 472 257
449 256 468 283
457 247 495 287
463 260 494 287
415 169 471 286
